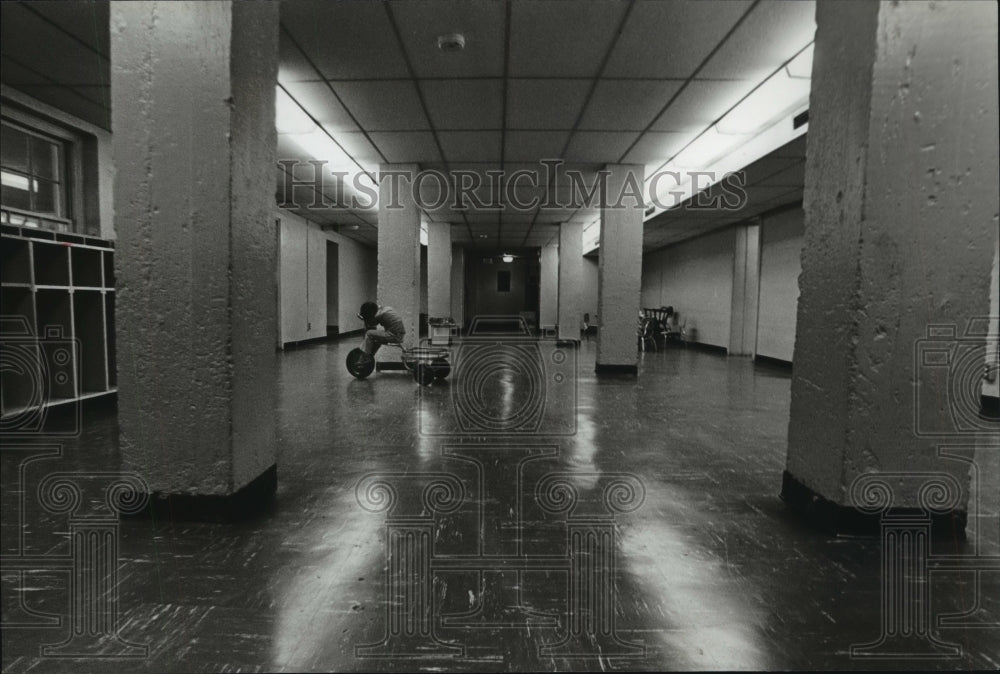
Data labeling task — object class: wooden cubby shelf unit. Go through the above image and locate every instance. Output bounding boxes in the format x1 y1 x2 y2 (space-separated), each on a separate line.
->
0 226 117 419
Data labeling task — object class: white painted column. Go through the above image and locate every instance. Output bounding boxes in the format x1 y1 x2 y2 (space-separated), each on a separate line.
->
539 241 559 334
113 0 279 511
450 242 465 327
557 222 582 341
785 0 998 523
729 221 761 356
596 164 645 372
378 164 421 348
427 222 451 319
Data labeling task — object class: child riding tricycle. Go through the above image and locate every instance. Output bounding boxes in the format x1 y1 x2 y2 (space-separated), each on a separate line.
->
345 302 451 386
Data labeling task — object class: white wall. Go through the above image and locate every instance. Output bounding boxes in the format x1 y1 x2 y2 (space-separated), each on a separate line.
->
581 255 599 322
641 228 735 348
757 208 805 361
277 208 376 344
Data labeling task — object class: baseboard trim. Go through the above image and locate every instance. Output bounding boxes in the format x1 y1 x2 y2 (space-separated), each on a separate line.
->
281 329 364 350
982 394 999 419
754 354 792 369
780 470 966 538
595 363 638 375
122 464 277 523
685 341 728 355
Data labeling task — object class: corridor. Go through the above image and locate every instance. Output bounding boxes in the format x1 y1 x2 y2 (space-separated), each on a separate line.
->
3 340 996 672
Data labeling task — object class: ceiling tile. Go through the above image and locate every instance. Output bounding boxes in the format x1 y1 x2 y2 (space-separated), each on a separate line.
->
25 0 110 57
622 131 693 166
578 79 684 131
564 131 641 163
367 131 442 163
420 79 503 130
504 131 570 162
390 0 506 78
604 0 752 79
282 82 359 132
1 4 108 87
509 0 628 77
699 0 816 81
438 131 502 162
326 130 384 166
650 79 757 132
507 79 591 130
331 80 429 131
280 1 410 79
278 29 319 83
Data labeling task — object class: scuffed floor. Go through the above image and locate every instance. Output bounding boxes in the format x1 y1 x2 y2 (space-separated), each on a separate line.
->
2 338 997 671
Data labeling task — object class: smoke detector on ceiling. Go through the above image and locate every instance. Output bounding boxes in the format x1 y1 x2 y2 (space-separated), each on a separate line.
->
437 33 466 53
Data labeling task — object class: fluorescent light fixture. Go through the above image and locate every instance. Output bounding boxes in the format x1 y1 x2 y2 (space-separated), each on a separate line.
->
276 87 316 135
672 127 748 169
290 129 360 177
716 67 811 135
785 43 814 79
501 254 514 263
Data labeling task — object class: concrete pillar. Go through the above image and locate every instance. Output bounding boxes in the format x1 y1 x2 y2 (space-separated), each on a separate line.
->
450 243 465 327
729 221 761 356
596 164 645 373
784 0 999 526
378 164 421 348
539 242 559 333
427 222 451 319
112 0 279 516
557 222 582 342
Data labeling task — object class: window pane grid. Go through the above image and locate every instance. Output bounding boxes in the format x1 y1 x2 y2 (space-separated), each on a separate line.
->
1 121 67 222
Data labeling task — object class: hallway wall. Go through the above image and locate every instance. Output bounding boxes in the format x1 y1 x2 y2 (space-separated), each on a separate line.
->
277 209 376 344
640 207 805 359
582 255 599 323
757 208 805 361
641 228 735 349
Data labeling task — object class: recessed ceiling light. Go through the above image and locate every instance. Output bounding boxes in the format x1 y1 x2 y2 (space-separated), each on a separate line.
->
478 234 488 239
437 33 466 53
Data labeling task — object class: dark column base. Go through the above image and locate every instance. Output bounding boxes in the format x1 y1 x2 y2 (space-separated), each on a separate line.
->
780 470 966 538
595 363 638 375
123 464 277 523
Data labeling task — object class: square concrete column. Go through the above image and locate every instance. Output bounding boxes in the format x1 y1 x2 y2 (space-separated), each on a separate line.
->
540 241 559 333
427 222 451 319
784 0 998 530
557 222 582 341
112 0 279 517
450 243 465 326
378 164 421 348
596 164 645 373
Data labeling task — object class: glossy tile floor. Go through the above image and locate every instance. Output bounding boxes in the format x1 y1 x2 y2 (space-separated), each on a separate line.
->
2 338 998 672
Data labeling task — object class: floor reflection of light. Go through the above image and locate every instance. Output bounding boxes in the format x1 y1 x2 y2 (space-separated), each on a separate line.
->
271 501 381 669
566 407 599 490
618 488 771 671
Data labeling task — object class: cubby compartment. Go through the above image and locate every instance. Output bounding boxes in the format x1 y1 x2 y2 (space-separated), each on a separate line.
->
103 250 115 288
2 231 116 418
0 288 40 416
71 247 103 288
32 241 70 286
105 292 116 387
34 289 77 402
73 290 108 394
1 237 31 285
